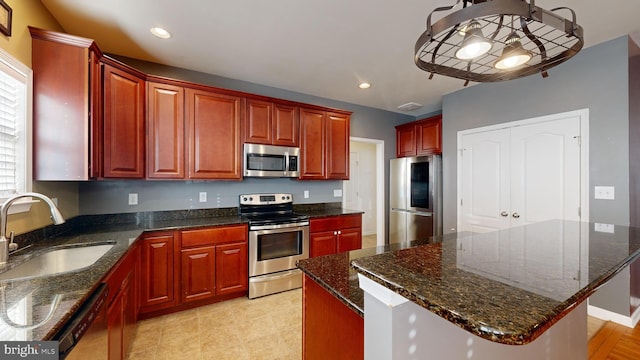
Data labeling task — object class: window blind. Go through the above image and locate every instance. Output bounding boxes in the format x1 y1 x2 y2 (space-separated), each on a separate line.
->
0 62 23 199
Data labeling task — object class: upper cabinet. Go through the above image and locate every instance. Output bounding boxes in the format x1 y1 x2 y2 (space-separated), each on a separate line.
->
30 27 145 180
102 62 146 178
395 115 442 158
244 99 299 147
299 108 351 180
186 88 242 180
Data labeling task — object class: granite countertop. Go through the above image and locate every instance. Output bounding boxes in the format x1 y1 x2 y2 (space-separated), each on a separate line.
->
350 220 640 345
0 204 354 341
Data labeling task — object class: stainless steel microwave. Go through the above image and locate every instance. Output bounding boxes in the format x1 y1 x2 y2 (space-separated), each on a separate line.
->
243 143 300 178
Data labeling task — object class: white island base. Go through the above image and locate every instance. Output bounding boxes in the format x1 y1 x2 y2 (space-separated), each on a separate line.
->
358 275 588 360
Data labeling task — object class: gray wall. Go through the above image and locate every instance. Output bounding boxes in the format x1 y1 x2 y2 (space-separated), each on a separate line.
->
80 57 414 215
441 36 631 234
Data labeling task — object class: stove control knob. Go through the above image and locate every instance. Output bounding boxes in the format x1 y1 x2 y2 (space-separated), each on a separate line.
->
282 196 286 200
249 197 254 201
242 197 248 202
286 195 291 200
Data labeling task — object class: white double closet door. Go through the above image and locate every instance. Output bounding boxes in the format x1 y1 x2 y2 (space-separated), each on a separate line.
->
459 110 586 233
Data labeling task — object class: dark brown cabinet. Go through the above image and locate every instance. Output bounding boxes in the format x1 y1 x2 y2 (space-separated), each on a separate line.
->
179 224 248 303
395 115 442 157
139 231 177 314
244 99 299 146
300 108 351 180
102 62 146 178
309 214 362 257
30 27 146 180
186 88 242 180
104 243 138 360
147 82 185 179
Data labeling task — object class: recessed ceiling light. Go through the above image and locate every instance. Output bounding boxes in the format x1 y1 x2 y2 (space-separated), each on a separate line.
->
150 27 171 39
358 82 371 89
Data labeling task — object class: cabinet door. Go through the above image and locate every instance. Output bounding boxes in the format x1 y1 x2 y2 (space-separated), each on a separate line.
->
107 294 124 360
299 108 326 179
139 233 176 312
310 231 337 258
186 88 242 179
396 123 416 158
102 64 145 178
273 103 299 146
244 99 272 144
181 246 216 303
326 112 350 179
147 82 185 179
215 242 248 295
337 227 362 253
416 116 442 155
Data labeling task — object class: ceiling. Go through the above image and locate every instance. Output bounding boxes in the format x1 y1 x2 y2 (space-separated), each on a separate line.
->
39 0 640 117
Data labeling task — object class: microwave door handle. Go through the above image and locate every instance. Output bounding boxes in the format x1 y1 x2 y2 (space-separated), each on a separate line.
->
284 152 289 176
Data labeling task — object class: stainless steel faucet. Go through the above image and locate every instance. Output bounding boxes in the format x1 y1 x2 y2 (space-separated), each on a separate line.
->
0 192 66 264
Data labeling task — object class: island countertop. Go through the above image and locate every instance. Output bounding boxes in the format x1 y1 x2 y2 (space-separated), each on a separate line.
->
350 220 640 345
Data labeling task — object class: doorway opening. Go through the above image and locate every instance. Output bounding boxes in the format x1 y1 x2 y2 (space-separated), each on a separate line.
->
343 137 385 248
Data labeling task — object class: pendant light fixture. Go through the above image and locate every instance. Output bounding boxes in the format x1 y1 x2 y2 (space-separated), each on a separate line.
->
414 0 583 84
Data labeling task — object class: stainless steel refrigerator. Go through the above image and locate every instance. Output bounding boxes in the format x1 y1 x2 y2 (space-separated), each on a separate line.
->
389 155 442 244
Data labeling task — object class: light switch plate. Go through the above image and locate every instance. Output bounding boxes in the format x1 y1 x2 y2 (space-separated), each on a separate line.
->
594 223 615 233
199 192 207 202
303 190 309 199
594 186 615 200
128 193 138 205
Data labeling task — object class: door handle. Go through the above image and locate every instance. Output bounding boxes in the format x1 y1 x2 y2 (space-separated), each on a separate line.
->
500 211 508 217
512 212 520 218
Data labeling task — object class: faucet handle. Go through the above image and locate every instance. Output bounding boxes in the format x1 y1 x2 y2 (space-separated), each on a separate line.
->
8 231 17 252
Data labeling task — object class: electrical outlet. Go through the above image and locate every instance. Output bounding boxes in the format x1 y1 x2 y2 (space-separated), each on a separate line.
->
303 190 309 199
128 193 138 205
594 223 615 233
199 192 207 202
594 186 615 200
333 189 342 197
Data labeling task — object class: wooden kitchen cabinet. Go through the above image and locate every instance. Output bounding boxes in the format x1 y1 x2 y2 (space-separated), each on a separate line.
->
395 115 442 157
309 214 362 257
244 98 299 146
179 224 248 303
299 108 351 180
103 242 138 360
102 62 146 178
29 27 103 180
147 81 185 179
139 231 177 314
186 88 242 179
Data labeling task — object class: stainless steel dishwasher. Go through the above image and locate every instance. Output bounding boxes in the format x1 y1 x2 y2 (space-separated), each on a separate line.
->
54 283 109 360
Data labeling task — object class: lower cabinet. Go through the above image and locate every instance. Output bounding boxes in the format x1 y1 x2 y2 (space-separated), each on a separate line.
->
310 214 362 258
104 243 139 360
180 224 248 303
139 231 177 314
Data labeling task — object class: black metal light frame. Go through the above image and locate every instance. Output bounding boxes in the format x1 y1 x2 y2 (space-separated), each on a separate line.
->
414 0 584 85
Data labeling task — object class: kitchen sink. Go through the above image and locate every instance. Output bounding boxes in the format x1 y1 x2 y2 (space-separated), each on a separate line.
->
0 243 115 281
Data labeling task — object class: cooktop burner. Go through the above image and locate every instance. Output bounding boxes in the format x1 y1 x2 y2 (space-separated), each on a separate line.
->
238 193 309 227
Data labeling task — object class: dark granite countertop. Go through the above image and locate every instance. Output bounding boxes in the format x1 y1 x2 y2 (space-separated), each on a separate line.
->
350 220 640 345
0 204 356 341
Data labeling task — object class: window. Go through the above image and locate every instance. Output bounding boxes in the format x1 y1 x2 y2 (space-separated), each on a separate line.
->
0 48 31 203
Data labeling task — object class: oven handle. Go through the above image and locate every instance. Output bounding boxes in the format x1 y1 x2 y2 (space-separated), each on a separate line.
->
250 221 309 231
250 269 302 283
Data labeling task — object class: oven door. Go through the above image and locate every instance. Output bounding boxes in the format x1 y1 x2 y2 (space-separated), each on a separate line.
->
249 224 309 277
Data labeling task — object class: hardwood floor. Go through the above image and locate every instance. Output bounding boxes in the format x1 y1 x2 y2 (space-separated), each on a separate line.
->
589 319 640 359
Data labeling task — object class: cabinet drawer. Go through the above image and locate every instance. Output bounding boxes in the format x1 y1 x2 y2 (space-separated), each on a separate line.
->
310 214 361 233
181 224 247 248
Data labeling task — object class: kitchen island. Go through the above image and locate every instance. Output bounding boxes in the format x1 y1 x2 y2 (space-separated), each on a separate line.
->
298 220 640 359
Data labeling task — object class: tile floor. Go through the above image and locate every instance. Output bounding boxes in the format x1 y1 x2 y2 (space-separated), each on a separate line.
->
128 289 302 360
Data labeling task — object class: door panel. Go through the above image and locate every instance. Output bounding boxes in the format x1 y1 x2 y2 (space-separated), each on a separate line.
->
461 129 510 233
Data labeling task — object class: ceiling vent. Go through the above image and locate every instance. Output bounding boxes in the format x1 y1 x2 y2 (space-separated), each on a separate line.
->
397 102 423 111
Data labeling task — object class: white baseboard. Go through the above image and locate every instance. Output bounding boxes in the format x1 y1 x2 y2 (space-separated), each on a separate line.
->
588 303 640 328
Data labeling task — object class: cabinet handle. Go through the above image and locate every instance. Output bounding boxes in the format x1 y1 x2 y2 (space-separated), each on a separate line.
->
337 231 342 235
500 211 508 217
512 213 520 218
334 231 338 235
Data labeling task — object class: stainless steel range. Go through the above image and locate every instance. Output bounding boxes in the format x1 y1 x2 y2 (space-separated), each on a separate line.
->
239 193 309 299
